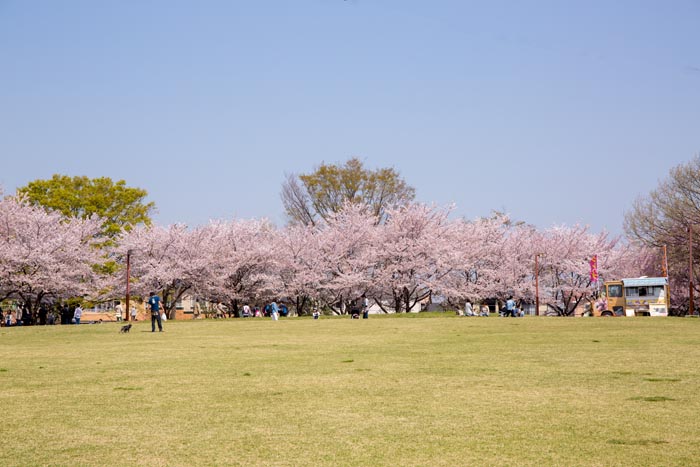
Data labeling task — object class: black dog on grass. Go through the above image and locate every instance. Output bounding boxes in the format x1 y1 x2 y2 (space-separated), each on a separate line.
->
119 323 132 333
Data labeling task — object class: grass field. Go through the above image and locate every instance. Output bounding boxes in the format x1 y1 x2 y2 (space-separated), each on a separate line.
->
1 314 699 467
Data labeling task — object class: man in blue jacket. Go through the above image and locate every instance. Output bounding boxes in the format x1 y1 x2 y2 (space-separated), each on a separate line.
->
148 292 164 332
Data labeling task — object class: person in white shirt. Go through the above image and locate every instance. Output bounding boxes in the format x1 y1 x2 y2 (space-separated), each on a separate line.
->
73 304 83 325
464 299 474 316
115 302 124 322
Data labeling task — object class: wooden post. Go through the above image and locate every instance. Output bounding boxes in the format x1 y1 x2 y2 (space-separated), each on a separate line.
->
125 249 132 322
535 253 540 316
689 228 694 316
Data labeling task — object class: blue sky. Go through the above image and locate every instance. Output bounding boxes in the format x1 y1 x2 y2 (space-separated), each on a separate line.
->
1 1 698 236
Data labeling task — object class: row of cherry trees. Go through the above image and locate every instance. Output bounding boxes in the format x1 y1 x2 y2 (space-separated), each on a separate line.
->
117 204 658 317
0 193 659 318
0 194 107 314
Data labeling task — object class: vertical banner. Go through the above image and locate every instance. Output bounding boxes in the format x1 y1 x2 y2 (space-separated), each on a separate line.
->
589 255 598 283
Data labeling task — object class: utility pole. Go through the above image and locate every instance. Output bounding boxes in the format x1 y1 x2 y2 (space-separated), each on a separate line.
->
125 249 133 322
535 253 541 316
689 227 694 316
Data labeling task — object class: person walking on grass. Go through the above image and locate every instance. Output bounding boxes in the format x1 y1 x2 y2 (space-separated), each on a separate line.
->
115 301 124 322
148 292 164 332
504 296 516 317
73 304 82 325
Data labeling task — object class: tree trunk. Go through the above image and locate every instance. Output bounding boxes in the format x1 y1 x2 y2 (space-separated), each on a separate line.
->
295 295 308 316
403 287 411 314
374 298 390 313
393 291 402 313
163 285 190 320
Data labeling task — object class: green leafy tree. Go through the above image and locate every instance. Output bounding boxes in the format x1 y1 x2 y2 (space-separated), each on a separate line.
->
17 175 155 238
281 158 415 225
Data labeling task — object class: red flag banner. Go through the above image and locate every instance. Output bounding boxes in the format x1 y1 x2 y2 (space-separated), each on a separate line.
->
589 255 598 283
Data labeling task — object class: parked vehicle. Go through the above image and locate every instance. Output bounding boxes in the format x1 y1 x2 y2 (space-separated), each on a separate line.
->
595 277 669 317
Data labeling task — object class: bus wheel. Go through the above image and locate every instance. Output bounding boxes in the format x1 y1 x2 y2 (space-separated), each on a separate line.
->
601 311 613 317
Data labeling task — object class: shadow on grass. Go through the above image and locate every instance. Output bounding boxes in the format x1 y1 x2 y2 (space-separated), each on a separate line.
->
607 439 668 446
612 371 653 376
628 396 676 402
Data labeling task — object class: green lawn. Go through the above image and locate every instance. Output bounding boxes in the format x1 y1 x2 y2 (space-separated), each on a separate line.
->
1 314 699 467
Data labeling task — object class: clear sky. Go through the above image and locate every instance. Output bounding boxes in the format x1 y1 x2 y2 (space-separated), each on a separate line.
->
1 0 698 236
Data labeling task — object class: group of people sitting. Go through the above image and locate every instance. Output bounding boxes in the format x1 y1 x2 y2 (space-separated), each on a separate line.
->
458 299 490 317
458 296 524 317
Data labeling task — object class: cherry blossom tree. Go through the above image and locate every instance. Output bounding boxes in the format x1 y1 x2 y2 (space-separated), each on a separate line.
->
665 257 691 311
199 219 280 315
601 240 661 281
369 204 455 313
533 226 620 315
276 223 324 315
313 203 378 313
434 216 503 307
0 194 105 317
119 224 214 319
486 222 540 303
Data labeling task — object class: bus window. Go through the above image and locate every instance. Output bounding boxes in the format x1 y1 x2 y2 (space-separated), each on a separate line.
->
638 287 647 297
608 285 622 297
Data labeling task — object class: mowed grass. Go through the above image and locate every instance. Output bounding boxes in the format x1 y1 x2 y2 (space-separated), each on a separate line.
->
1 315 699 467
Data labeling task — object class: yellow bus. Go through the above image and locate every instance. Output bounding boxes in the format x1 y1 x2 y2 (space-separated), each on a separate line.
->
597 277 669 317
